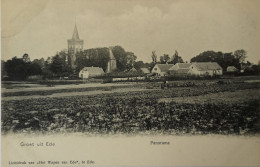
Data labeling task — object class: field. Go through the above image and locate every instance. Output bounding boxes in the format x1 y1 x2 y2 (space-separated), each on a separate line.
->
1 77 260 135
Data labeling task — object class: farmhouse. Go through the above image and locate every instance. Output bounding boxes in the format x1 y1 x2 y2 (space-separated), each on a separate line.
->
169 63 191 76
226 66 239 72
79 67 104 79
188 62 223 77
151 64 174 76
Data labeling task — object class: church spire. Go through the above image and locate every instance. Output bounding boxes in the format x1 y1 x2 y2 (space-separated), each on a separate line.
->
68 24 83 69
72 24 80 40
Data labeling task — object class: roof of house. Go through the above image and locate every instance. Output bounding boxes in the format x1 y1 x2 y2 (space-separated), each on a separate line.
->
155 64 174 72
140 68 150 73
169 63 191 71
177 63 192 69
176 69 190 74
227 66 238 71
129 67 137 71
227 66 237 68
80 67 104 74
192 62 222 71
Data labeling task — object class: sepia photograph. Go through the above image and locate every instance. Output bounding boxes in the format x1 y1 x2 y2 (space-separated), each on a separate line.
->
1 0 260 166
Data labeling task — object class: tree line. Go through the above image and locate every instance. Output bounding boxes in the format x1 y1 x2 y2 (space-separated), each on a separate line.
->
151 49 259 74
2 47 259 80
2 46 140 80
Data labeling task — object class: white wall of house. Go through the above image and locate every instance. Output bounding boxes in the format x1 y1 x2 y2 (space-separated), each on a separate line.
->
79 70 89 79
188 64 200 76
188 64 223 76
215 69 223 75
151 65 163 76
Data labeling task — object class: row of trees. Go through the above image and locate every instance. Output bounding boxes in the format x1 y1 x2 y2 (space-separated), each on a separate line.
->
2 51 73 80
151 50 184 64
2 47 258 80
75 46 137 72
2 46 140 80
2 54 43 80
153 49 258 73
190 49 248 70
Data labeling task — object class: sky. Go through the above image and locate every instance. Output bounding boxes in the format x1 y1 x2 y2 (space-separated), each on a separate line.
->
1 0 260 63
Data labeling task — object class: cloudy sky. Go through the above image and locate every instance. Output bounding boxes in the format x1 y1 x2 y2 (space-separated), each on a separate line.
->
2 0 260 63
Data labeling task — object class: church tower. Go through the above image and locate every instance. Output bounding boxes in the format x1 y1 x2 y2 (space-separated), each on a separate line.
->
68 24 83 69
106 47 117 73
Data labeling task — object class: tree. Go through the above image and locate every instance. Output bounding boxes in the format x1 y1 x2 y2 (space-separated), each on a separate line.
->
4 55 40 80
27 63 42 75
32 58 45 69
4 57 25 80
233 49 247 69
50 54 72 77
171 50 184 64
134 61 145 70
112 46 128 71
160 54 170 64
126 52 137 71
46 57 52 65
1 60 6 79
22 53 31 63
76 45 135 72
151 51 157 63
75 47 110 72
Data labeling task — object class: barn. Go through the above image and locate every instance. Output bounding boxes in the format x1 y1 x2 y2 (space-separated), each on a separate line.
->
79 67 105 79
188 62 223 77
151 64 174 76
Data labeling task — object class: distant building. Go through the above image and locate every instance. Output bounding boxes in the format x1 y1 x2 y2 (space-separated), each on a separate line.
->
68 24 83 69
129 67 137 72
169 63 191 76
226 66 239 72
106 47 117 73
188 62 223 77
27 75 43 80
140 68 150 74
151 64 174 76
79 67 104 79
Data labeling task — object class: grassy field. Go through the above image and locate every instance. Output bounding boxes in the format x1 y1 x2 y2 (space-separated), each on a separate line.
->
1 76 260 135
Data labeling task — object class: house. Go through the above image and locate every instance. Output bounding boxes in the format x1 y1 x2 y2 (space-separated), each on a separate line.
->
226 66 239 73
27 75 43 80
151 64 174 76
140 68 150 74
79 67 104 79
188 62 223 77
129 67 137 72
168 63 191 76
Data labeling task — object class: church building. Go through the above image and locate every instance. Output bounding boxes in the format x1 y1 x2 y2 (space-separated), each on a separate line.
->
68 24 83 69
106 47 117 73
67 24 117 73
